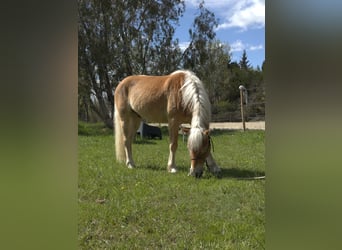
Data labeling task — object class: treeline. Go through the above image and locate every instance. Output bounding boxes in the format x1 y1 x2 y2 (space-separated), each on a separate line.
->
78 0 265 127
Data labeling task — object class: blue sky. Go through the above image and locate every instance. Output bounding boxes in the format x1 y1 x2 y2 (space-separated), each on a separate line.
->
174 0 265 69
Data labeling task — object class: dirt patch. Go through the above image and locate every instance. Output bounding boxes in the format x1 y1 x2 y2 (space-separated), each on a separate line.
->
151 121 265 130
210 121 265 130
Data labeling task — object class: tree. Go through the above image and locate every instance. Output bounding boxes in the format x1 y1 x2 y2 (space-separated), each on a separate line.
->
78 0 185 127
181 1 228 106
239 49 251 70
182 1 218 77
201 41 231 104
78 0 264 125
225 55 265 121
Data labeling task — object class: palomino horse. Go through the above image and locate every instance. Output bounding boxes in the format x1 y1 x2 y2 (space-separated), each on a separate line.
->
114 70 221 177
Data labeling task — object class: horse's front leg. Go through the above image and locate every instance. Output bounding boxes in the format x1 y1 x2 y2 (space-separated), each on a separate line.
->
206 152 221 176
167 122 179 173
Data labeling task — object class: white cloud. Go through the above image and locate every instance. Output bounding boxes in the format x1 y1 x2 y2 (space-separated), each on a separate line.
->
185 0 265 32
230 40 263 52
230 40 245 52
249 44 263 51
185 0 229 8
217 0 264 31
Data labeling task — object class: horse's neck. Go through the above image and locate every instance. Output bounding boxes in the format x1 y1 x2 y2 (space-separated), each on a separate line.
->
190 111 209 130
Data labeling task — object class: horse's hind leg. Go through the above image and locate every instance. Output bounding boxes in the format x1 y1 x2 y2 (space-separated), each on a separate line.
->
120 113 141 168
167 120 180 173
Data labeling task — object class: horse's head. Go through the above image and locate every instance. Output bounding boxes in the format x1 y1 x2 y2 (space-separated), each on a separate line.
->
188 129 211 178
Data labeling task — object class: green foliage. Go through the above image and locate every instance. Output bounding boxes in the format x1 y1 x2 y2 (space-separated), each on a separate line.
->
78 0 185 126
183 1 219 71
239 49 252 71
79 127 265 248
222 54 265 121
78 121 112 136
212 101 237 116
78 1 265 125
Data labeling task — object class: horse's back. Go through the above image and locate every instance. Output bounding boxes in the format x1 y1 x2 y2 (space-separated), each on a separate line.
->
115 73 186 123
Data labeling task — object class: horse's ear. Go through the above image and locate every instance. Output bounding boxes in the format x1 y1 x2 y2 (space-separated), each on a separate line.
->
203 129 210 136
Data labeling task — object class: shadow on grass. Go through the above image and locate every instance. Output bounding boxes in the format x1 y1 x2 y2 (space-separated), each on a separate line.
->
132 164 265 180
133 139 157 145
219 167 265 180
136 164 189 173
138 164 167 172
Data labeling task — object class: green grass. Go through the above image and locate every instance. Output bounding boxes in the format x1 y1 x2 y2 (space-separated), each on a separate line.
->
78 123 265 249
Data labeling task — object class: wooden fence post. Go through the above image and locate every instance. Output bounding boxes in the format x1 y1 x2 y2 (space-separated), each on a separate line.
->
239 85 246 131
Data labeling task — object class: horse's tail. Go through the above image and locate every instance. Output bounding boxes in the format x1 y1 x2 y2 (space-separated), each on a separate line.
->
114 104 126 163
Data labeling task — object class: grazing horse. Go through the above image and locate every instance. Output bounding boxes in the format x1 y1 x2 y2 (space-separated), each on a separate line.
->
114 70 221 177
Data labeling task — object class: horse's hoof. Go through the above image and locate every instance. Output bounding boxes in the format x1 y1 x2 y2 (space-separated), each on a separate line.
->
215 170 222 178
170 168 177 173
188 168 194 177
127 163 135 169
195 172 203 178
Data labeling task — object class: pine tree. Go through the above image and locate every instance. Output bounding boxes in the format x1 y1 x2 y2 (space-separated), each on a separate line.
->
239 50 251 70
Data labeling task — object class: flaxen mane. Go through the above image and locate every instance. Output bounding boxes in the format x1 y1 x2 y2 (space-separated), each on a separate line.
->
175 70 211 152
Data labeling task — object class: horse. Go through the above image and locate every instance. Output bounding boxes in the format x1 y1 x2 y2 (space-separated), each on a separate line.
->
114 70 221 177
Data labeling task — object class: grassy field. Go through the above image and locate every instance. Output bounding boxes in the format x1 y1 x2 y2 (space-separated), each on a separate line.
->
78 122 265 249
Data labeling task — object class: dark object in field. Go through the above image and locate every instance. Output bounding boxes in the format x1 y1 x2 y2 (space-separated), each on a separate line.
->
137 122 162 140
